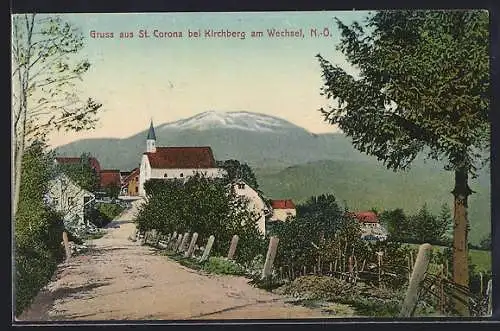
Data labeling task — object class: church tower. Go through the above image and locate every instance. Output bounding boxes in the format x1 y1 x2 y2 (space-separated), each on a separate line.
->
146 119 156 153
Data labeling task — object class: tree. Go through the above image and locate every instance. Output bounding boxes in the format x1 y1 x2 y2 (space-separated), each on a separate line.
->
439 203 454 245
379 208 408 241
410 204 449 245
12 14 103 217
316 11 489 314
57 153 100 192
479 233 491 251
296 194 344 241
216 159 259 189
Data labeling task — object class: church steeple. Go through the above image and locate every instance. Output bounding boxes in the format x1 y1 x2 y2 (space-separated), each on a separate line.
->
146 119 156 153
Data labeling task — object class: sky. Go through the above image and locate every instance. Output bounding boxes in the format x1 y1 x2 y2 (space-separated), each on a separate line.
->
17 11 371 147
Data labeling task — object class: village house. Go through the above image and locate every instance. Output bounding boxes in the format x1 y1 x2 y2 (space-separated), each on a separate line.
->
54 156 102 177
269 199 297 222
352 211 388 241
46 172 95 228
100 169 121 191
121 167 140 196
231 179 272 235
138 120 226 196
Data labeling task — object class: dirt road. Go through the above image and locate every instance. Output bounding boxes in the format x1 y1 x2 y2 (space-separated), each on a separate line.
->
18 201 344 321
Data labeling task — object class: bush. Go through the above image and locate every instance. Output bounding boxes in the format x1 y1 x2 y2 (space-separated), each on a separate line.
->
14 141 65 317
134 173 264 265
202 257 246 276
88 202 124 228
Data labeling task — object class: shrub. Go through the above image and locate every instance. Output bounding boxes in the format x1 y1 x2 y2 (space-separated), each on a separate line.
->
134 173 264 265
14 141 65 317
202 257 246 276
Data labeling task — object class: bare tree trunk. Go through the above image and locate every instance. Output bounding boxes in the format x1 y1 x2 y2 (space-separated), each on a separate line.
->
452 168 472 316
13 14 34 218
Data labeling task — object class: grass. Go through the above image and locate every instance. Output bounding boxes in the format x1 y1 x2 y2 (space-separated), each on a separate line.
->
404 243 491 273
469 249 491 273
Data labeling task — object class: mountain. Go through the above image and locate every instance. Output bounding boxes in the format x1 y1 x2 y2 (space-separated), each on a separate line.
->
54 110 385 170
54 110 491 244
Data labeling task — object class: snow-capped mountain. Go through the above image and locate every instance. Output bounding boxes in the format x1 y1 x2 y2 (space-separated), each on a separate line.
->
158 111 301 132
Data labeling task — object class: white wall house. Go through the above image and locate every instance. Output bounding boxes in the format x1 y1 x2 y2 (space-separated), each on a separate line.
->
269 199 297 222
138 120 226 196
352 211 388 241
46 173 95 227
231 179 271 235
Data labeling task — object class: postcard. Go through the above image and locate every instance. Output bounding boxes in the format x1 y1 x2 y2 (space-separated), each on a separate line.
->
11 10 492 322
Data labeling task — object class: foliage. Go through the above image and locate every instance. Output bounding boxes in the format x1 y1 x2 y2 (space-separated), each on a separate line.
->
12 14 103 143
296 194 344 240
275 276 405 317
317 10 489 174
380 205 452 246
57 153 100 192
478 233 491 251
216 159 260 189
87 202 124 227
202 257 247 275
134 173 265 265
103 183 121 199
14 141 65 316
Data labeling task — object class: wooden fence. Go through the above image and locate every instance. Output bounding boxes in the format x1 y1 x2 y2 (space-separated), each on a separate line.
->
134 230 492 317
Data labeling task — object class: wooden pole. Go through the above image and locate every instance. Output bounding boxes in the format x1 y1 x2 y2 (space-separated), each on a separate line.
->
486 279 492 316
200 235 215 262
227 235 239 260
185 232 198 258
179 232 190 252
399 243 433 318
479 272 484 296
62 231 71 261
174 234 184 252
261 236 279 279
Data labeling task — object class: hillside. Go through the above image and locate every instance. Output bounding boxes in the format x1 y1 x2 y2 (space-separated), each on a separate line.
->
255 159 490 245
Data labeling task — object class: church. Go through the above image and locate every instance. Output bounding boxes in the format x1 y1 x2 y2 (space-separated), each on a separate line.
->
138 120 226 196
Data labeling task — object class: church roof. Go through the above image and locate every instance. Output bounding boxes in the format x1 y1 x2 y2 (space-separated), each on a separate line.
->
144 147 217 169
147 120 156 140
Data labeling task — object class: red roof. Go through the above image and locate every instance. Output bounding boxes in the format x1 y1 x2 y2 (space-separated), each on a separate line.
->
100 169 121 188
145 147 217 169
271 199 296 209
351 211 378 223
55 156 101 174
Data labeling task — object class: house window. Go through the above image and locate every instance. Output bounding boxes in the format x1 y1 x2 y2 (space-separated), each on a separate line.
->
238 183 245 189
180 173 184 178
164 174 168 177
135 187 138 193
67 197 74 206
135 177 138 181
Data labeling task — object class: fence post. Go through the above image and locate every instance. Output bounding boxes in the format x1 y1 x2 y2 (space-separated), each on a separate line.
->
399 243 433 318
261 236 279 279
227 235 239 260
185 232 199 258
168 231 178 250
174 233 184 252
179 232 190 252
62 231 71 261
200 235 215 262
486 279 492 316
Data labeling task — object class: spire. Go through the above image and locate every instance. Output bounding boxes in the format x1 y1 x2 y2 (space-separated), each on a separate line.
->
147 119 156 140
